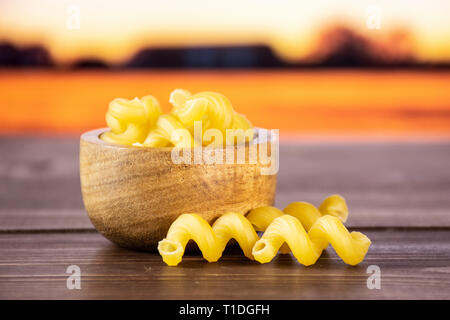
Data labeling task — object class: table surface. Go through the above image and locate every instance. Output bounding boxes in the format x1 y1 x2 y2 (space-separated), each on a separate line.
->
0 137 449 299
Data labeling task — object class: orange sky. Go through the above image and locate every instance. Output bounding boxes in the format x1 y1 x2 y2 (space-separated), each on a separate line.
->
1 70 450 139
0 0 449 63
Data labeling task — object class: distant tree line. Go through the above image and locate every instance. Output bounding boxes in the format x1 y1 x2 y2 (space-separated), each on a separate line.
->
1 26 449 69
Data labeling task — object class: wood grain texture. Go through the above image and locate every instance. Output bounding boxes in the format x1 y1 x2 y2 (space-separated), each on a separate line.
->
0 230 449 300
1 138 449 230
80 129 277 250
1 137 450 299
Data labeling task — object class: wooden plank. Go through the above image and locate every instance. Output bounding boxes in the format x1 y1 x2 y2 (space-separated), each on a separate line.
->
0 230 449 299
276 142 450 227
1 138 449 230
0 137 82 210
0 209 91 231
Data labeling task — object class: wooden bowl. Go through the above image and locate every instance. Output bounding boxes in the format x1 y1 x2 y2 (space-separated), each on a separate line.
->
80 128 277 251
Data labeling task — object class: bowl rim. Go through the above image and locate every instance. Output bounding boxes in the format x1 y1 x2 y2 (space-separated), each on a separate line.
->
81 127 277 150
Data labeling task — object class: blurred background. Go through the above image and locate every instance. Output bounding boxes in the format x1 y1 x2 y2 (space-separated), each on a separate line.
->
1 2 450 300
0 0 449 140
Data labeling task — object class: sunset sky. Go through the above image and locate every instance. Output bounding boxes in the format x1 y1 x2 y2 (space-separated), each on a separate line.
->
0 0 449 63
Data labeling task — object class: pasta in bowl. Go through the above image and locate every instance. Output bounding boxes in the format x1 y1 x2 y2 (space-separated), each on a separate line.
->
80 89 278 250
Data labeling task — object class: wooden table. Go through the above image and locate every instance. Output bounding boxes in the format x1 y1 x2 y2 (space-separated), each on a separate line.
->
1 137 449 299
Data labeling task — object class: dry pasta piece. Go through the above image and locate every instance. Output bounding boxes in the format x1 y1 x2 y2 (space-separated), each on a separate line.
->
143 114 197 148
212 212 259 260
159 195 370 267
169 89 254 145
102 90 253 147
229 112 254 144
246 195 349 255
247 195 348 232
246 206 284 231
319 194 348 222
102 95 161 145
252 214 371 266
170 89 233 133
158 212 259 266
248 195 368 265
246 206 291 254
283 195 348 230
158 214 219 266
232 112 253 132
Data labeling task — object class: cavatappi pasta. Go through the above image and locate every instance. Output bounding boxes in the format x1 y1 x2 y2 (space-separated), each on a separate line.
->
158 195 371 266
246 194 349 254
101 89 253 147
247 194 348 232
170 89 253 145
102 95 161 145
143 114 197 148
250 195 370 266
158 212 259 266
252 215 370 266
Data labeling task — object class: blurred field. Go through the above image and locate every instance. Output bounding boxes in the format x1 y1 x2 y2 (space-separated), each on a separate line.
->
1 70 449 140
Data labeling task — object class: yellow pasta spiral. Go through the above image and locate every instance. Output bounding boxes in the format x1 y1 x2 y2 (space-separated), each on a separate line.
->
247 195 350 254
102 95 161 145
142 114 197 148
158 195 371 267
252 215 371 266
102 90 254 147
247 194 348 232
158 212 259 266
249 195 370 266
169 89 254 145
